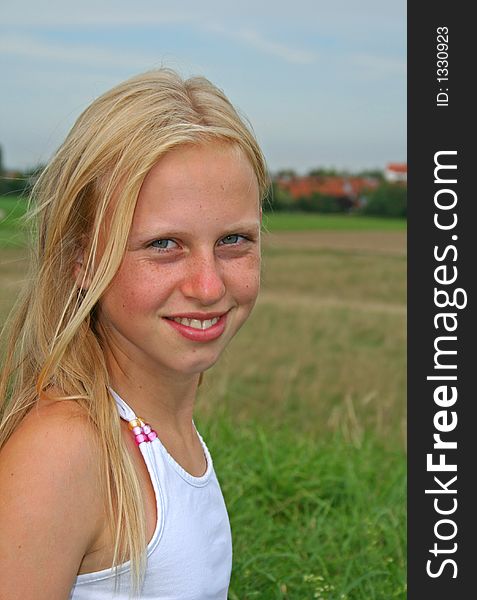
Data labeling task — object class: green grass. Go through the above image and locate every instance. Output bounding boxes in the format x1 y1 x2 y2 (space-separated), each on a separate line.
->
198 417 406 600
262 212 406 232
0 195 29 247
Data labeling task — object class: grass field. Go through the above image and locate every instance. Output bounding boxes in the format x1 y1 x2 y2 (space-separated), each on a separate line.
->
0 195 30 247
262 212 406 232
0 195 406 598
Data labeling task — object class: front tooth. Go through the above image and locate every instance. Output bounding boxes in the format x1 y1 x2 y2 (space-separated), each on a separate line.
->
174 317 191 326
203 317 220 329
172 316 220 329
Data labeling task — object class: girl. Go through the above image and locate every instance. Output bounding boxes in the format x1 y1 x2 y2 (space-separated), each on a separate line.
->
0 69 268 599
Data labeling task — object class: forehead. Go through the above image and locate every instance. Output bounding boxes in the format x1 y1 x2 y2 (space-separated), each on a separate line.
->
131 142 260 229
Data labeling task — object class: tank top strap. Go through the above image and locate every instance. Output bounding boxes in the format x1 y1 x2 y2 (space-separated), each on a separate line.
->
109 387 137 421
109 387 160 446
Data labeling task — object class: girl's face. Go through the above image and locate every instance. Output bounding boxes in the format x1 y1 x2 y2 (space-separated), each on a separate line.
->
97 142 262 379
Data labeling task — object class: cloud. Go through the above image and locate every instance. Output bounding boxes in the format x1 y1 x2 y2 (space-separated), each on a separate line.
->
0 0 188 27
1 0 317 66
232 29 317 65
0 0 406 29
1 25 316 70
0 34 162 70
202 22 317 65
0 13 189 27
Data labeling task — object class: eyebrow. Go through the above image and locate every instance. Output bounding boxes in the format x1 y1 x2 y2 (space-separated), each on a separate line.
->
137 220 261 239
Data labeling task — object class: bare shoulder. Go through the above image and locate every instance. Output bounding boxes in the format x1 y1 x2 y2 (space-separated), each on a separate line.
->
2 393 101 478
0 396 105 599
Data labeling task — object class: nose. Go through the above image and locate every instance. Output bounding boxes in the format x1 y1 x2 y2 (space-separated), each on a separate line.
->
181 251 226 306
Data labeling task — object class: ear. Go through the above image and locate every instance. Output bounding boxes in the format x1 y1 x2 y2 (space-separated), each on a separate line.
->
259 206 262 223
73 245 92 292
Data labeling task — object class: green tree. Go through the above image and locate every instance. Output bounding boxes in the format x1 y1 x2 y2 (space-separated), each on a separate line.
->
263 182 297 212
307 167 354 178
274 168 297 179
355 168 385 181
360 183 407 218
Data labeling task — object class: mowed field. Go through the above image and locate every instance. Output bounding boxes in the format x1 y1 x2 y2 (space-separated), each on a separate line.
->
1 196 406 599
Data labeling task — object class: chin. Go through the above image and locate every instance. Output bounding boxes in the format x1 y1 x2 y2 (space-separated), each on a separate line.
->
171 353 223 378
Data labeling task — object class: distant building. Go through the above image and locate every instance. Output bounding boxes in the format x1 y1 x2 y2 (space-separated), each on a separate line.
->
385 163 407 183
275 174 379 209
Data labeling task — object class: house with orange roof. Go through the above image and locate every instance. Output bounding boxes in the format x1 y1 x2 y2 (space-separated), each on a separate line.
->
275 174 379 209
385 163 407 183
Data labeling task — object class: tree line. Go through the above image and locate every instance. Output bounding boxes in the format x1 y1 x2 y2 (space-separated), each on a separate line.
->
265 181 407 219
1 147 405 219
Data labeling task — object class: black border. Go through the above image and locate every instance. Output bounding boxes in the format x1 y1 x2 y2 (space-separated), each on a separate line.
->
408 4 475 597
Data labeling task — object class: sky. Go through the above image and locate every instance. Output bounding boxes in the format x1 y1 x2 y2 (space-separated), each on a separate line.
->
0 0 406 174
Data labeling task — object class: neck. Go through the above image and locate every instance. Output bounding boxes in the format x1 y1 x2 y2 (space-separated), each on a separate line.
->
98 324 204 441
108 363 201 441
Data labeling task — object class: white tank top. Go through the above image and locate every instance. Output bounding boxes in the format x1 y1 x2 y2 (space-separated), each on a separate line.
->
68 389 233 599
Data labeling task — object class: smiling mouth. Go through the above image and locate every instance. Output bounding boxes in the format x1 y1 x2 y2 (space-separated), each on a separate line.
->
165 316 221 330
162 310 230 341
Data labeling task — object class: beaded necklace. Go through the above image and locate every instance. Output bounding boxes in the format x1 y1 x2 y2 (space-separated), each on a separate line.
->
127 416 158 445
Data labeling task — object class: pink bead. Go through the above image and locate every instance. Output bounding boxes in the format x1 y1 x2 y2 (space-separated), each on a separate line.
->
132 426 143 435
147 431 158 442
142 424 152 434
135 433 148 445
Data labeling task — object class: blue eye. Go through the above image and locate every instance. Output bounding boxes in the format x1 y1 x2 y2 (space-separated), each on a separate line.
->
151 239 177 251
221 234 245 245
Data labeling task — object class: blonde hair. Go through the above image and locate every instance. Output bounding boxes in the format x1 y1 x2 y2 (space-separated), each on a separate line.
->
0 68 268 597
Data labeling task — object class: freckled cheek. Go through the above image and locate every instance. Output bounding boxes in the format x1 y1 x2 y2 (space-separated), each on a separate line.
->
103 264 175 316
228 255 261 304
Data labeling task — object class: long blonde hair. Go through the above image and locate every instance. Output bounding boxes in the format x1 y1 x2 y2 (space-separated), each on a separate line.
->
0 68 268 597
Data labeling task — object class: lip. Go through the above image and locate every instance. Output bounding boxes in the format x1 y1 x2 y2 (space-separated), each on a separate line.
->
163 310 230 342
